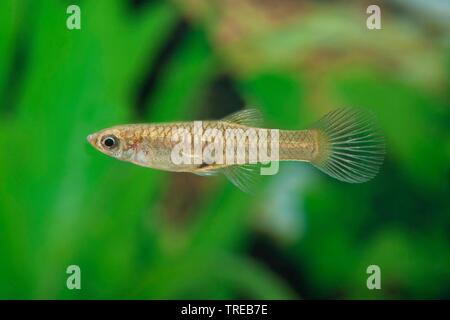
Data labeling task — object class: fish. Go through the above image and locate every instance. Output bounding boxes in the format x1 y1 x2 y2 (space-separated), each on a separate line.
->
87 108 385 193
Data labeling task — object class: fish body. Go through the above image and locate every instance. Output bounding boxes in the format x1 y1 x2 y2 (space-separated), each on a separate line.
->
87 108 385 192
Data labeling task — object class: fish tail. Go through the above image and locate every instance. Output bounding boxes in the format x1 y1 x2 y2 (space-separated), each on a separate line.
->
311 108 385 183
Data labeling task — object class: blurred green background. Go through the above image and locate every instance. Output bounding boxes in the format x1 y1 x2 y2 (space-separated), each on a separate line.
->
0 0 449 299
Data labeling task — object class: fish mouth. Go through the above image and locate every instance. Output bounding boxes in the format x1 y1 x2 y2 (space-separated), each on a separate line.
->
86 133 97 146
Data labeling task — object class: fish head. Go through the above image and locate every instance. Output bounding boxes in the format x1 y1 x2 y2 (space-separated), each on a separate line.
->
87 126 143 162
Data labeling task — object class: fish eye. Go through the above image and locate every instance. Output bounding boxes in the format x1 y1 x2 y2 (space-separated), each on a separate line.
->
101 135 119 149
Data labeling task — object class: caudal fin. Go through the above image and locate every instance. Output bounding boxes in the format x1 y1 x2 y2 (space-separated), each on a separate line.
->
311 108 385 183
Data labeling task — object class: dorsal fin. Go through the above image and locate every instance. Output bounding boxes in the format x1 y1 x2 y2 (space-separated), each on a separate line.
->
222 108 263 127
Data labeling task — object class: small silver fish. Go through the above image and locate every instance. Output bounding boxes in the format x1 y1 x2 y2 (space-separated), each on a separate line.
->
87 108 385 192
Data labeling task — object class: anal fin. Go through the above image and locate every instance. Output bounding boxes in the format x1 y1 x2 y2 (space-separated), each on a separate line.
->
221 164 261 194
